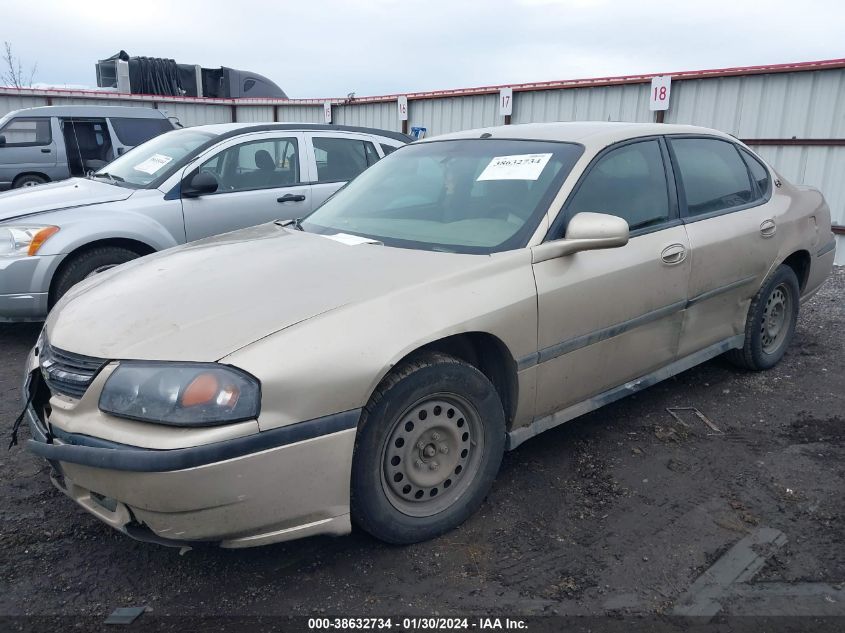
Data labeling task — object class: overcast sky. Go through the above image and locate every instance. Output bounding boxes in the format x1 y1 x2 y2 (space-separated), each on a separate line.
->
3 0 842 98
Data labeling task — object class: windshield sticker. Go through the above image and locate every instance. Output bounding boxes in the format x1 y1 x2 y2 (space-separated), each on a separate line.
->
476 153 553 181
319 233 383 246
133 153 174 175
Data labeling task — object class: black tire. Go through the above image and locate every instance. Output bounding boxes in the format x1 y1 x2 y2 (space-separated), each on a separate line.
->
727 264 800 371
14 174 48 188
51 246 141 306
351 352 506 544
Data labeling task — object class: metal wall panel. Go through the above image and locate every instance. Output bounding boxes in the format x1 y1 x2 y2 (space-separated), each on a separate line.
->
234 105 275 123
163 102 232 126
409 94 500 136
276 105 323 123
0 95 50 114
513 83 652 125
334 102 398 131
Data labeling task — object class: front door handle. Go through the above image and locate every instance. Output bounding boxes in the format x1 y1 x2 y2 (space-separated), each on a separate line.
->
760 219 777 238
278 193 306 203
661 243 687 265
40 148 51 153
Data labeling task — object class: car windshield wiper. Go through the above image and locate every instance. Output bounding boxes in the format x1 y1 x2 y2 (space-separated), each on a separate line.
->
91 172 125 183
275 218 305 231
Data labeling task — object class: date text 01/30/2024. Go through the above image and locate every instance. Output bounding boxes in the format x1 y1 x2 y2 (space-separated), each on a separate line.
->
307 617 529 630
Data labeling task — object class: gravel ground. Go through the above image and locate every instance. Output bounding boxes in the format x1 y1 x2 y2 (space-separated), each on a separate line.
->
0 268 842 620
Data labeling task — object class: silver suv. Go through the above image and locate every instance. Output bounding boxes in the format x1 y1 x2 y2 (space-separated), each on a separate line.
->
0 123 410 320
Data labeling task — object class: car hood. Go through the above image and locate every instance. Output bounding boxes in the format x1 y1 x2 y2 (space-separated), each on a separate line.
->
46 224 482 362
0 178 134 222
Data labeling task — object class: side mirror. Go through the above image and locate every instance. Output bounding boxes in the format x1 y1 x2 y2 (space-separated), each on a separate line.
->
182 171 218 198
532 212 629 263
0 135 6 146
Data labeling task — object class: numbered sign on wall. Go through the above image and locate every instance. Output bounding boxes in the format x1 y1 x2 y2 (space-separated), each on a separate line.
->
323 102 332 124
397 96 408 121
499 87 513 116
649 76 671 111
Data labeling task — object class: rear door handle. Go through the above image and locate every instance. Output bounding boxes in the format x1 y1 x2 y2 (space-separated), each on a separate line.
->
661 243 687 265
40 148 51 153
278 194 306 203
760 219 777 238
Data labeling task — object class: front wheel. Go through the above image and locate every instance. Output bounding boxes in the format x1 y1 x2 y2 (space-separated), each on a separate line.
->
50 246 142 306
351 352 506 544
727 264 800 371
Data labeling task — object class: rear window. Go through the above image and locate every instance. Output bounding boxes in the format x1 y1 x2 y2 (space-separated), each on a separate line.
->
110 117 174 146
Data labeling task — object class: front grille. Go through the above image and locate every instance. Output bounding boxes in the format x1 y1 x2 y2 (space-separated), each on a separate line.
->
39 341 106 399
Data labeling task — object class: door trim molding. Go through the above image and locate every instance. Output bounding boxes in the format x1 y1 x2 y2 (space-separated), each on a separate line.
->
507 335 744 450
517 275 757 371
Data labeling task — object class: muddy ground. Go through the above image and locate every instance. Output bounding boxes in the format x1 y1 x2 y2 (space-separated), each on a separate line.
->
0 269 842 622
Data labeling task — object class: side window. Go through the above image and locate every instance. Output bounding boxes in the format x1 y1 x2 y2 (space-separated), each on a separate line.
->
566 140 670 231
0 118 51 146
670 138 754 216
739 148 771 199
110 118 173 146
380 143 399 156
312 137 373 183
200 137 299 193
364 141 380 166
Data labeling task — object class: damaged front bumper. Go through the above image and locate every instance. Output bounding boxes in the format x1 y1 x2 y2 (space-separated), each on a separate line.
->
24 369 360 549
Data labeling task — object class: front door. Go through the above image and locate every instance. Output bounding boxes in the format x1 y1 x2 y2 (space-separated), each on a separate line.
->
532 138 690 418
667 136 783 357
181 133 311 242
0 116 56 187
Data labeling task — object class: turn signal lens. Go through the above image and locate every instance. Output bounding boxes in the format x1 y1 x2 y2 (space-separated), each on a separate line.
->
181 373 220 407
28 226 60 256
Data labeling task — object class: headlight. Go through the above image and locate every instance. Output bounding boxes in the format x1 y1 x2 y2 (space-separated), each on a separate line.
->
0 225 60 257
99 362 260 426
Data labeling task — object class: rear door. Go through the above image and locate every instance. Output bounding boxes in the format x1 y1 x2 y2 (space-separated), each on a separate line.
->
533 137 690 418
0 116 56 186
304 132 382 208
667 136 782 357
181 132 310 241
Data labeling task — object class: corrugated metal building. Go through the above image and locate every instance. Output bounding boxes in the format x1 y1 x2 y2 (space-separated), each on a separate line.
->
1 59 843 261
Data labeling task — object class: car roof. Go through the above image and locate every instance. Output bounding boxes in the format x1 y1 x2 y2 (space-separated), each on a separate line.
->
422 121 735 148
192 122 412 144
3 105 171 119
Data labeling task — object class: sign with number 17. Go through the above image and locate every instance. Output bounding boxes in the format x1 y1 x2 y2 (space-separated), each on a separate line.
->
649 76 671 111
499 87 513 116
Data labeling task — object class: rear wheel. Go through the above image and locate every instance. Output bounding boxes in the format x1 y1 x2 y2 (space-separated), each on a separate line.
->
727 264 800 371
351 352 506 544
14 174 48 188
51 246 142 306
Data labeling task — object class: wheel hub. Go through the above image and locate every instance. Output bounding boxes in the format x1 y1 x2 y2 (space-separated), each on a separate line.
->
761 284 790 354
381 395 483 517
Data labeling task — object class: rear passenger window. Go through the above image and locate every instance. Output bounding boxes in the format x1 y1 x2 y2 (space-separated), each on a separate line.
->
740 148 771 198
380 143 398 156
566 140 670 231
670 138 754 216
313 137 378 183
0 118 51 146
110 117 174 146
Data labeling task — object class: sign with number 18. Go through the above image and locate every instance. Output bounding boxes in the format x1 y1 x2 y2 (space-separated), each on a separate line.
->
649 76 671 111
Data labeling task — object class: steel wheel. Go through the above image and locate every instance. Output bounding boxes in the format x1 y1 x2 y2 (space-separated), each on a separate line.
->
380 393 484 517
761 283 791 354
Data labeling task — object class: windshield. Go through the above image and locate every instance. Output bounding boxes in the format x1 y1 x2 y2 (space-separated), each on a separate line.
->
94 128 216 188
302 139 583 253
